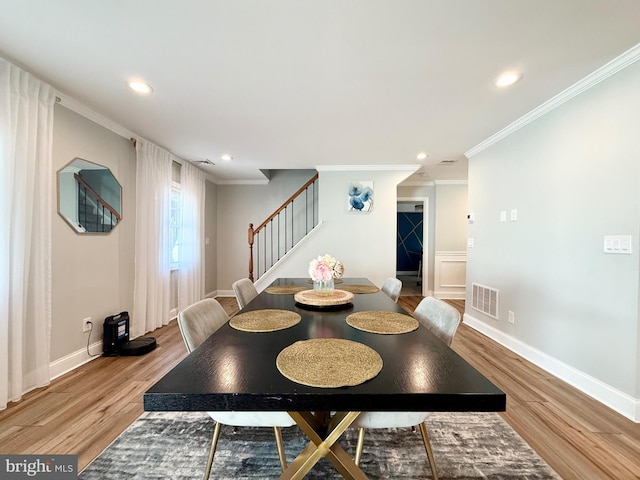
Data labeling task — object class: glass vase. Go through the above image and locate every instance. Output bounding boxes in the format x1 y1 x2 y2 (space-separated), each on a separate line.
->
313 278 335 296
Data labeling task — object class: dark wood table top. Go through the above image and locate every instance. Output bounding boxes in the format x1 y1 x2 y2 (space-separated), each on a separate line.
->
144 278 505 413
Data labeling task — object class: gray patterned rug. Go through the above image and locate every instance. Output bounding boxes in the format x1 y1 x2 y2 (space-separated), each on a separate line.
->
80 411 560 479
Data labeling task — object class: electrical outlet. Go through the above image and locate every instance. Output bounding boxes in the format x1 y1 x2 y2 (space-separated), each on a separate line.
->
82 317 92 333
508 311 515 324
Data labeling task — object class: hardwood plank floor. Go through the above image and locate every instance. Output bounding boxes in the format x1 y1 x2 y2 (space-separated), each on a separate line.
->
1 296 638 479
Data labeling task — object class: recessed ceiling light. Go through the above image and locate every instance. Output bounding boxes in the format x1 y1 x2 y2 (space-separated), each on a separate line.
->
416 152 428 160
127 80 153 94
220 154 233 161
495 71 522 88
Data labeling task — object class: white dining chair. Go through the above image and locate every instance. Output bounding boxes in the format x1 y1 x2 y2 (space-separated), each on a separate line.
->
232 278 259 309
381 277 402 303
351 296 461 480
177 298 295 479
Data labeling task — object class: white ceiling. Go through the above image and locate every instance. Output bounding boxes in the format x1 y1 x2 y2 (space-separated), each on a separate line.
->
1 1 639 183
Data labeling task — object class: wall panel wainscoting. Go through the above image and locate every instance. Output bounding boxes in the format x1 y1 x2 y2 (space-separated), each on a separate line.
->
434 251 466 299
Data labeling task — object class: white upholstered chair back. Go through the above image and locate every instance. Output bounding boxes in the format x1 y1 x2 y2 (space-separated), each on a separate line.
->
178 298 229 353
413 296 461 346
176 297 294 478
232 278 259 309
351 297 462 479
381 277 402 303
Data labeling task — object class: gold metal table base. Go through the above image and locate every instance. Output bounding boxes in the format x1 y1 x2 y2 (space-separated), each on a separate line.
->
280 411 367 480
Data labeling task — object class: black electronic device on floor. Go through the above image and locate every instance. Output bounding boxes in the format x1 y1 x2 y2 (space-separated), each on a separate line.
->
103 311 157 356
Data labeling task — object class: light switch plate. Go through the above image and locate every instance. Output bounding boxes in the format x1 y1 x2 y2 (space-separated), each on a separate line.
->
604 235 632 254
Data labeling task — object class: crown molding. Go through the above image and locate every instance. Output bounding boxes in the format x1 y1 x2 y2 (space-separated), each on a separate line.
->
466 42 640 158
398 180 436 187
214 179 270 185
434 180 468 186
398 179 468 187
316 164 420 172
56 93 137 140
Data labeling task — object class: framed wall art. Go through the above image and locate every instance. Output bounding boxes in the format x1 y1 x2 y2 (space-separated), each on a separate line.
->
347 180 373 213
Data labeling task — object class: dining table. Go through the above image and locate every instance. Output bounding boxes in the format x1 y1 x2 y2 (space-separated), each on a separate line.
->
144 277 506 479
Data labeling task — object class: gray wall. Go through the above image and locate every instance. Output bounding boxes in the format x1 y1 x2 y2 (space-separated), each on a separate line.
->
215 169 318 290
51 105 136 361
467 61 640 398
255 168 416 290
397 183 468 294
434 184 468 251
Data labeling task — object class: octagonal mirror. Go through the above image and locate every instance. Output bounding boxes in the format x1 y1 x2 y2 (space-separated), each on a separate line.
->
57 158 122 233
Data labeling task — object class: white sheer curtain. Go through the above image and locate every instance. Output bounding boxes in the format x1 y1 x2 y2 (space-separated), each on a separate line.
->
132 140 172 337
178 161 206 309
0 59 55 409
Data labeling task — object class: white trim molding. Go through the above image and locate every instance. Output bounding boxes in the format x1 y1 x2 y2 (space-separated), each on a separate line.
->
398 180 436 187
206 289 236 298
316 164 420 172
56 93 137 140
214 178 270 185
434 180 468 186
216 290 235 297
466 42 640 158
49 341 103 380
464 313 640 423
434 251 466 299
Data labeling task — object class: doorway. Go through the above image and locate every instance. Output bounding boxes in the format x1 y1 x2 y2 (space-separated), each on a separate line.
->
397 197 428 296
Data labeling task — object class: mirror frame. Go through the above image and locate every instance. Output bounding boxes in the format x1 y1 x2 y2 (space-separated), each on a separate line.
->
57 157 122 234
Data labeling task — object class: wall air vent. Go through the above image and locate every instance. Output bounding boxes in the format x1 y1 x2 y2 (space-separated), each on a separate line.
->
437 159 457 165
471 283 499 319
193 159 215 166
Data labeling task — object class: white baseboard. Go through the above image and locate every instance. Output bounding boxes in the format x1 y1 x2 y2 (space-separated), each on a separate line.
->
434 291 466 300
205 290 235 298
216 290 235 297
49 341 103 380
463 313 640 423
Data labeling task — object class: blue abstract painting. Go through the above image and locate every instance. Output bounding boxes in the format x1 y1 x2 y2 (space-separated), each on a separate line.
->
347 180 373 212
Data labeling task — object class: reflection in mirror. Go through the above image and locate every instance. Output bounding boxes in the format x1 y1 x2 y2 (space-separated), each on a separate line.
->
57 158 122 233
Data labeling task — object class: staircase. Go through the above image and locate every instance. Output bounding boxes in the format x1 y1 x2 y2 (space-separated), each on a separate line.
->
75 173 120 233
248 173 319 281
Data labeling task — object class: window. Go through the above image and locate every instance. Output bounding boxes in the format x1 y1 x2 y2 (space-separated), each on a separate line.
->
170 182 182 269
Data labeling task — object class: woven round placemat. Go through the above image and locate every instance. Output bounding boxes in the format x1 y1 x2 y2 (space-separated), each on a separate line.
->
229 309 301 332
264 285 307 294
276 338 383 388
339 284 380 294
346 311 419 334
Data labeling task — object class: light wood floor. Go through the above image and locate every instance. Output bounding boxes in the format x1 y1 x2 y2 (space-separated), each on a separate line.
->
1 296 639 479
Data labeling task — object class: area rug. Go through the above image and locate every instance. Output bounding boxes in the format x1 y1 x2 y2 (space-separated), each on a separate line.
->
80 411 560 479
